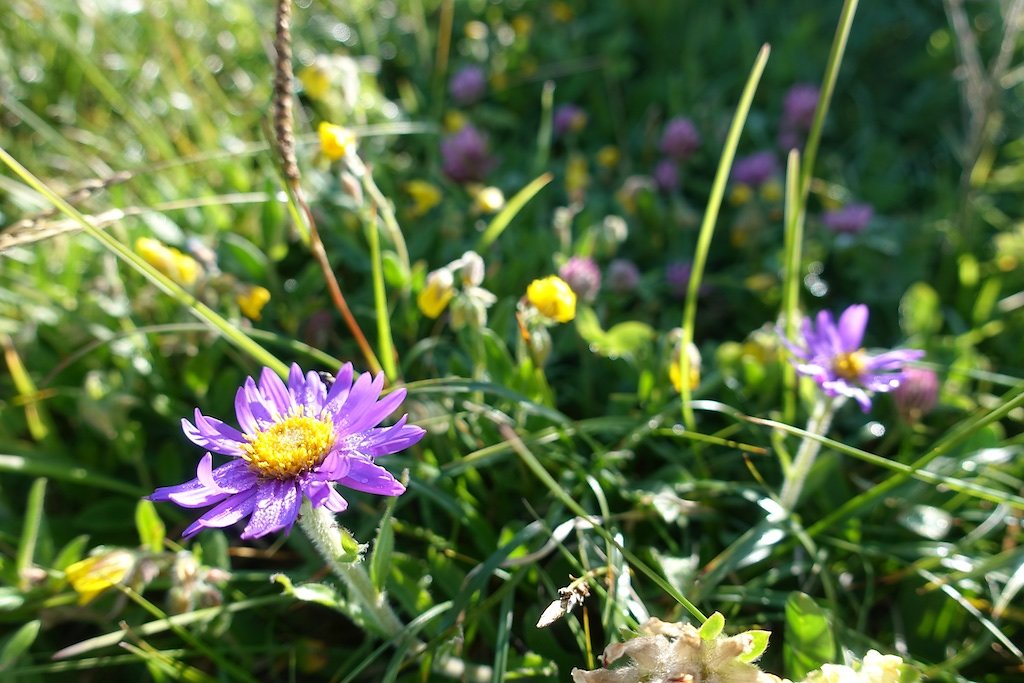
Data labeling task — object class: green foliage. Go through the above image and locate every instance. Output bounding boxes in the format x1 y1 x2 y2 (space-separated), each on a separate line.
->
0 0 1022 681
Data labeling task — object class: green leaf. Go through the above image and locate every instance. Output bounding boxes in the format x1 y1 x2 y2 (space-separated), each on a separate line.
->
0 619 40 669
370 516 395 592
783 592 835 679
135 500 166 553
699 611 725 641
221 233 268 281
596 321 656 360
899 282 942 337
738 630 771 663
52 534 90 571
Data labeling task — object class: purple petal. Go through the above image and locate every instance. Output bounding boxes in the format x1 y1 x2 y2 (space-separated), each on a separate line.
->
360 417 426 456
243 377 277 430
864 349 925 371
182 410 246 456
316 450 353 480
182 489 259 538
241 480 301 539
336 458 406 496
152 459 258 508
325 487 349 512
234 387 259 435
837 305 868 351
323 363 355 415
258 367 292 417
343 388 407 436
287 363 305 402
335 373 385 433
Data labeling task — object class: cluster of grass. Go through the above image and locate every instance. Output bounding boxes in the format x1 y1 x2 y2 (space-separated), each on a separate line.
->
1 0 1023 681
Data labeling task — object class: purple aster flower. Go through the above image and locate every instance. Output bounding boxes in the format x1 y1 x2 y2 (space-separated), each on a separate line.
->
441 125 496 183
782 83 820 131
553 104 588 137
559 256 602 303
653 159 680 192
782 304 924 411
823 203 874 234
449 66 487 106
607 258 640 294
150 363 424 539
731 151 778 187
659 117 700 161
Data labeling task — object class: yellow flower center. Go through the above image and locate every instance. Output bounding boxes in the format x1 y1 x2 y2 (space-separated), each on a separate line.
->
241 414 335 480
834 349 867 380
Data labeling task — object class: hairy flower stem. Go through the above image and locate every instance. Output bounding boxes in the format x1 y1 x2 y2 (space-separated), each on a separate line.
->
271 0 383 376
779 397 839 510
298 500 403 637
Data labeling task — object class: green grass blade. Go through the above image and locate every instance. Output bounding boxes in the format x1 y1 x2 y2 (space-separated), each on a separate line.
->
16 478 47 591
680 44 770 428
477 172 554 252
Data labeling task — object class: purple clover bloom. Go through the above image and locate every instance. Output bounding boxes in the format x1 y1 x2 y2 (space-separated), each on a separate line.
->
823 203 874 234
449 66 487 105
783 304 924 411
553 104 588 137
653 159 680 192
607 259 640 294
732 151 778 187
659 117 700 161
893 367 939 422
783 84 820 131
150 364 424 539
665 260 692 298
559 256 602 303
441 125 495 183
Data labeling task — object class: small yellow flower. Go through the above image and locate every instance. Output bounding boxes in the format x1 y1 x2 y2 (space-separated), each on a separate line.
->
527 275 577 323
404 180 443 217
65 550 136 605
237 285 271 320
298 62 331 101
135 237 202 286
566 153 590 198
730 183 753 206
596 145 620 169
511 15 533 39
318 122 357 161
551 1 575 22
759 179 783 203
473 186 505 214
464 20 488 40
443 110 468 132
418 269 456 319
669 342 701 393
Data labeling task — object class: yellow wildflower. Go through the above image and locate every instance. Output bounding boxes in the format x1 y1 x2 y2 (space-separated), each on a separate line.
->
566 153 590 199
237 285 271 321
65 550 136 605
473 186 505 214
444 110 468 132
464 20 488 40
596 145 620 169
404 180 443 217
418 269 456 319
298 62 331 100
511 15 533 39
527 275 577 323
135 237 202 286
669 341 701 393
759 179 783 203
318 122 356 161
730 183 753 206
551 1 575 22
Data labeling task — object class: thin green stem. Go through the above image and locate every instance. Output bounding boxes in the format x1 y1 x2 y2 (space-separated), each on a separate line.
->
297 500 404 637
780 149 802 426
680 44 770 429
366 207 398 382
779 397 839 510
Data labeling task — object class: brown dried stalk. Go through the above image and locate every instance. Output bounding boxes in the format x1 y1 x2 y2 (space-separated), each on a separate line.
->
271 0 382 376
